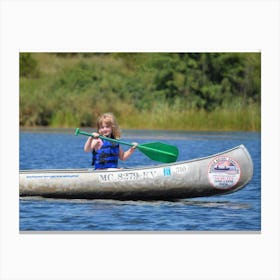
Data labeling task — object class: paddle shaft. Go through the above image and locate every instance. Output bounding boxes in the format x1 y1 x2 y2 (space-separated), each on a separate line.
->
75 128 176 157
76 129 134 146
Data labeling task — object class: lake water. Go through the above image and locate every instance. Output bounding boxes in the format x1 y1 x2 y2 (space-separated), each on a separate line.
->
19 129 261 231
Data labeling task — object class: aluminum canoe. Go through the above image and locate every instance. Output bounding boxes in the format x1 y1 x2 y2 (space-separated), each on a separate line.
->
19 145 253 200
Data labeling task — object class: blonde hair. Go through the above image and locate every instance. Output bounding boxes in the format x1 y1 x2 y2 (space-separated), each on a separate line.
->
96 112 121 139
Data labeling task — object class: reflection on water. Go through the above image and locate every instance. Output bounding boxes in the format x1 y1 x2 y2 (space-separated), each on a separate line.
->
178 200 251 210
20 196 251 210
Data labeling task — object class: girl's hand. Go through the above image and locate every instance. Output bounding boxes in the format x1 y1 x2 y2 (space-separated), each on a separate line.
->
92 132 100 138
131 142 138 150
84 133 100 152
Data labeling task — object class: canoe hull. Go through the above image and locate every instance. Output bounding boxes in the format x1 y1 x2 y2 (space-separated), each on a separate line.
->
19 145 253 200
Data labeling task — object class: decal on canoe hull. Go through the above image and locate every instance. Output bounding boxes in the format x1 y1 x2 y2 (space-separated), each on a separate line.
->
98 165 189 183
208 156 241 189
26 174 80 179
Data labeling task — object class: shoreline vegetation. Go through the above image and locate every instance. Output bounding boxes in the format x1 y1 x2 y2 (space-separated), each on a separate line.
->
20 53 261 131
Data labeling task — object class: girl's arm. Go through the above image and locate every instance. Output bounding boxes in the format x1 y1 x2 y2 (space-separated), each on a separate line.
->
84 133 103 152
119 143 138 161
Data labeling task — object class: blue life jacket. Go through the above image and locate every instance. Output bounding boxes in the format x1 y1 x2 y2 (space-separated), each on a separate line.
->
92 140 119 169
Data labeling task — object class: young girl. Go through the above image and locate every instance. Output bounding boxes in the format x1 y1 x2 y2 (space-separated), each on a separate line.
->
84 113 137 169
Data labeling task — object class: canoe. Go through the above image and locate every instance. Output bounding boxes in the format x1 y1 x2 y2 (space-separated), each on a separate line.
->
19 145 253 200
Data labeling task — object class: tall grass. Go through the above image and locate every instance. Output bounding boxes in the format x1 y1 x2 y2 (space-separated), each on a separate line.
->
118 102 260 131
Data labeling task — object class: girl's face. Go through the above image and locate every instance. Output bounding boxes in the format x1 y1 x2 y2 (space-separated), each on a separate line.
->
98 121 112 137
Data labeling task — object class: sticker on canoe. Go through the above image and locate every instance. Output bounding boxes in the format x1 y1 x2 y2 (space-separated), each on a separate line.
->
163 167 171 176
208 156 241 189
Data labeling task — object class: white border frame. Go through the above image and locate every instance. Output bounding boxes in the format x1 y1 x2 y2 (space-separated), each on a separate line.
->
1 1 279 279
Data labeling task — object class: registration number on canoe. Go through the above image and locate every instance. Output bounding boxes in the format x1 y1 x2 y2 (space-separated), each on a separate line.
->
98 165 188 183
98 169 158 183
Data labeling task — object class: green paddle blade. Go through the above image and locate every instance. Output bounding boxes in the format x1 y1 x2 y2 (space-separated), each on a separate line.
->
137 142 179 163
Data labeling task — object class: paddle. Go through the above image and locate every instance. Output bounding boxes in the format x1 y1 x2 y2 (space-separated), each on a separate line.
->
75 128 178 163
